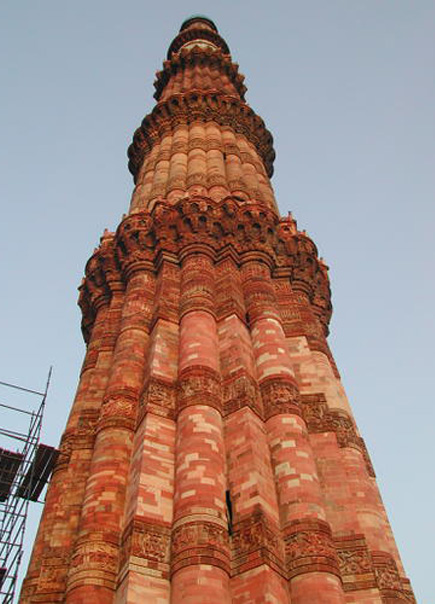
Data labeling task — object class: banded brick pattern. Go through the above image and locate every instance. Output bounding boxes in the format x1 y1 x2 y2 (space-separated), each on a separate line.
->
21 15 415 604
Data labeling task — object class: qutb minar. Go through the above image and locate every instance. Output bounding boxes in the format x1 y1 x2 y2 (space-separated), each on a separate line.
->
21 16 415 603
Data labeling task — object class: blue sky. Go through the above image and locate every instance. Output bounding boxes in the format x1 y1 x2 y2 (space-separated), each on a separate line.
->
1 1 434 601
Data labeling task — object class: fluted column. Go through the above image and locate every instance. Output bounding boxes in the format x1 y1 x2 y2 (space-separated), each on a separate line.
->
21 242 124 603
240 256 345 604
66 263 155 604
21 295 112 602
115 258 180 603
275 274 406 595
170 249 231 604
215 256 290 602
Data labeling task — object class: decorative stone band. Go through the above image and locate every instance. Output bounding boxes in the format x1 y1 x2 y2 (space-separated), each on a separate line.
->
54 409 100 472
283 518 340 579
334 535 416 601
154 46 246 101
21 552 71 599
119 518 171 580
334 534 377 592
167 25 230 59
301 393 375 477
177 365 222 415
138 376 177 423
79 197 332 343
171 519 230 576
231 510 286 577
222 369 263 418
372 551 416 603
260 376 301 420
67 533 119 592
128 93 275 181
98 390 138 432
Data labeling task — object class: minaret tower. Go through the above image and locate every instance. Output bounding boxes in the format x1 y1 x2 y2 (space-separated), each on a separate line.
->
21 17 415 604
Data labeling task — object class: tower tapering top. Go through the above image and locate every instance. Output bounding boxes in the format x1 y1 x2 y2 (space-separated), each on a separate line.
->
128 17 276 184
167 15 230 59
180 15 218 33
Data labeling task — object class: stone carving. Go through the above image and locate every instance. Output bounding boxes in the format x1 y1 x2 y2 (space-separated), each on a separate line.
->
139 377 177 421
260 377 300 419
69 541 118 575
301 393 375 477
79 196 333 339
222 371 262 417
76 409 99 437
116 213 156 277
371 551 416 601
232 511 284 568
171 520 230 574
178 365 222 414
99 392 137 431
172 521 228 553
120 519 171 570
284 519 339 578
338 546 372 575
372 552 402 591
334 534 376 592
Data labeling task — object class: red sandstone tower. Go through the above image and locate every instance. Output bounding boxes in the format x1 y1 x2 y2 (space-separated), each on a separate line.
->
21 17 415 604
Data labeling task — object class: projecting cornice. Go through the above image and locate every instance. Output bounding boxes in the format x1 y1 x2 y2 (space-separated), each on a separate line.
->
78 196 331 341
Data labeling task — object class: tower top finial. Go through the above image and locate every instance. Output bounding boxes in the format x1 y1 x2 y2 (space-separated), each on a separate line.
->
180 15 218 33
167 15 229 59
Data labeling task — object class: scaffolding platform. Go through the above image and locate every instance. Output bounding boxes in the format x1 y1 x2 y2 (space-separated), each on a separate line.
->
0 370 56 604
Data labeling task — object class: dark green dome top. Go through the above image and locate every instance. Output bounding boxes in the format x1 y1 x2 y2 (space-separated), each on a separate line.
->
180 15 218 33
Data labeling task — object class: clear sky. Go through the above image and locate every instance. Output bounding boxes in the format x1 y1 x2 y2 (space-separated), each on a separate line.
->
1 1 434 601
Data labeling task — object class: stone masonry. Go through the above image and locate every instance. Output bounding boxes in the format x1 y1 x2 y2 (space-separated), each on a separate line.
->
21 16 415 604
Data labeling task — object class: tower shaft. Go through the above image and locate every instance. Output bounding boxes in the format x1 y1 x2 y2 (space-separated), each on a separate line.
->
21 17 415 604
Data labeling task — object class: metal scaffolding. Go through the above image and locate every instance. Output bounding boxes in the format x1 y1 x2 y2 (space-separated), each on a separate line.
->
0 370 58 604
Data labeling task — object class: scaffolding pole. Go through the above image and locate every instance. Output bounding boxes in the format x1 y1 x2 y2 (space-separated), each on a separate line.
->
0 369 55 604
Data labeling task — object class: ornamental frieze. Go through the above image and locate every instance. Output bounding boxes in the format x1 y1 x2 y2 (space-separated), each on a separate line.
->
139 377 177 422
36 555 70 593
76 409 100 440
115 213 156 276
371 551 416 602
232 511 284 569
260 377 301 420
99 391 137 431
172 520 228 553
79 196 333 341
334 534 376 592
372 552 402 591
177 365 222 414
69 540 118 579
171 520 230 574
222 371 262 417
283 519 339 579
120 519 171 571
300 393 375 476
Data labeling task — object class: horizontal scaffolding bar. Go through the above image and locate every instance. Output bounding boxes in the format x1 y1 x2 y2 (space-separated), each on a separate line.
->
0 381 44 397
